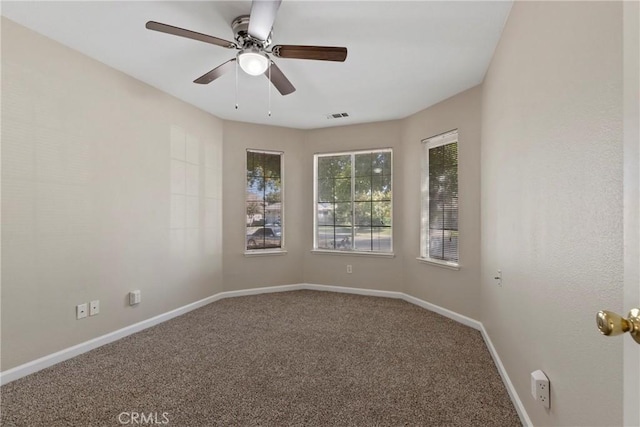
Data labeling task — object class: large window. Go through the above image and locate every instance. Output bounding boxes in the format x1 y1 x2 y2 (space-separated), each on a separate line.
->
314 149 392 253
421 131 459 266
246 150 283 251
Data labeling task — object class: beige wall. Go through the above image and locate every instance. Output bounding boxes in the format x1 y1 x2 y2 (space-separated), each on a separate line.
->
301 121 405 291
1 18 224 370
401 86 482 319
481 2 624 426
222 121 305 291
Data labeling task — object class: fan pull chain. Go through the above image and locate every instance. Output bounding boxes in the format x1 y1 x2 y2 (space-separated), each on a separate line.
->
235 59 239 110
268 61 272 117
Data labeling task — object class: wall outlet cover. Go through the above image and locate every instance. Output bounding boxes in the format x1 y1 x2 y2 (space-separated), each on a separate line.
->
76 303 88 319
531 369 550 409
89 300 100 316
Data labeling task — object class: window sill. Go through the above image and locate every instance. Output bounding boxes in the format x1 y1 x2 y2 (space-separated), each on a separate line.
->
416 257 460 270
244 249 288 257
311 249 395 258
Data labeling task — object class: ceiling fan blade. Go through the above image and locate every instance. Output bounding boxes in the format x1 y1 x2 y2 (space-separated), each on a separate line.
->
146 21 237 49
266 61 295 95
272 45 348 62
248 0 281 41
194 59 237 84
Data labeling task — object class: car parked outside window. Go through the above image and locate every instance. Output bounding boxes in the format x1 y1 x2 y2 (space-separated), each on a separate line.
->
246 226 282 249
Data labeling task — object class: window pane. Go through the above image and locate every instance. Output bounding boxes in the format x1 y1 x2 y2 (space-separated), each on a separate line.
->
372 201 391 226
423 138 458 262
314 149 391 253
246 151 283 250
443 142 458 166
316 202 352 227
429 229 444 259
246 151 261 178
262 153 281 178
333 202 352 226
372 175 392 201
318 155 351 178
317 225 351 250
317 203 334 225
318 178 333 203
354 201 372 226
316 226 336 249
354 153 372 177
428 229 458 262
332 178 352 202
247 225 282 249
354 226 392 252
354 175 372 201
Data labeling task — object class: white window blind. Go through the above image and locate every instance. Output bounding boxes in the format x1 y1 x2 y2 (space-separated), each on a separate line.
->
421 131 459 265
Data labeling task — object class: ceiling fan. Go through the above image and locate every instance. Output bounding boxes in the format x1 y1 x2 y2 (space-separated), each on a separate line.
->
146 0 347 96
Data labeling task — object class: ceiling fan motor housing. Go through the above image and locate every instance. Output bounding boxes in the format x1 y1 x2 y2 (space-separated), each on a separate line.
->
232 15 271 49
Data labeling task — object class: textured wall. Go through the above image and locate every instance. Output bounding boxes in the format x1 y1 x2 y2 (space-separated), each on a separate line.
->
401 86 482 320
221 121 305 291
623 2 640 424
1 18 224 370
480 2 624 426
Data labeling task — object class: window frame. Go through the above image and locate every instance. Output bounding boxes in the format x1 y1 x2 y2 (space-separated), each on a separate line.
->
245 149 286 256
313 148 393 256
419 130 460 269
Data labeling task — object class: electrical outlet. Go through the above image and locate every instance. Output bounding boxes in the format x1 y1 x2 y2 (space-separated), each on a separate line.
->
76 303 88 319
531 369 550 408
347 264 352 274
494 270 502 286
89 300 100 316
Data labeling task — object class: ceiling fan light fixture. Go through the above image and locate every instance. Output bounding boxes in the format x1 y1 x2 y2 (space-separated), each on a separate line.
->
238 48 269 76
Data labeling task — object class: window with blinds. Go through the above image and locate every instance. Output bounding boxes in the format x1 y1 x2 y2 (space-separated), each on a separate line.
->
421 131 459 266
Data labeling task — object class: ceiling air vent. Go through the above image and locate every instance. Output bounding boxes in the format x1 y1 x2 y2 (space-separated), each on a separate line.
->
326 112 350 120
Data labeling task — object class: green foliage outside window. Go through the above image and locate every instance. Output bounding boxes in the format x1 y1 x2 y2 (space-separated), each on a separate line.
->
316 150 392 252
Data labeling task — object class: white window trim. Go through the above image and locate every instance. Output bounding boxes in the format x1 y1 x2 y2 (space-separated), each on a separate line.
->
244 149 285 255
312 249 395 258
245 249 288 257
420 130 459 268
313 148 393 254
416 257 460 270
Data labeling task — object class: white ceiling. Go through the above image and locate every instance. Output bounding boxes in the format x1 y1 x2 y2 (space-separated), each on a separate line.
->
1 1 512 130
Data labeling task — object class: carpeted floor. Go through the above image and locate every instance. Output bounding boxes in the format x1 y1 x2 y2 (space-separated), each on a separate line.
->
1 290 520 426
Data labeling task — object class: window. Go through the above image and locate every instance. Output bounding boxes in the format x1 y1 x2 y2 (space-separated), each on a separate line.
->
421 130 459 266
314 149 392 253
246 150 283 251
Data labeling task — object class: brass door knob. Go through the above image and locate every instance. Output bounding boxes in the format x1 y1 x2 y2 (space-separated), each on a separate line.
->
596 308 640 344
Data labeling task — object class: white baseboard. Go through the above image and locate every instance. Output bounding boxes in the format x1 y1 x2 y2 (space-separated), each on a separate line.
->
301 283 405 300
481 325 532 427
216 284 304 299
0 282 531 427
401 293 482 331
301 283 481 330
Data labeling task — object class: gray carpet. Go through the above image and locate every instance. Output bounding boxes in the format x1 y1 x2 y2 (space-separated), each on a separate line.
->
1 290 521 426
